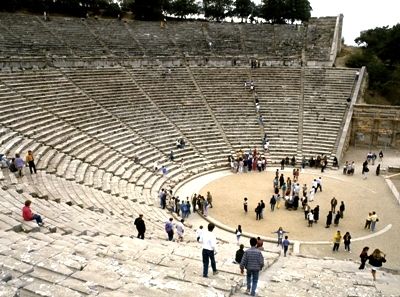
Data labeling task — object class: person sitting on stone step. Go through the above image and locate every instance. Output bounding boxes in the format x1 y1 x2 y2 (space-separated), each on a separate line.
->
22 200 44 226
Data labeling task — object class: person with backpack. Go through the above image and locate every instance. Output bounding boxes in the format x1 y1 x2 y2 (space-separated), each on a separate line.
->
165 218 174 241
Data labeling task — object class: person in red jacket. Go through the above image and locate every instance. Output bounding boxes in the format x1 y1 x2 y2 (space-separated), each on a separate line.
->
22 200 43 226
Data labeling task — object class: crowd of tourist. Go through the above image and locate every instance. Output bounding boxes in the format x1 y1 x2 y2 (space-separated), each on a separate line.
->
229 148 267 173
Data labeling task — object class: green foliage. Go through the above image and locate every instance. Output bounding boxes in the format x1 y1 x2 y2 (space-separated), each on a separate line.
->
168 0 199 18
260 0 311 24
0 0 122 17
233 0 253 22
203 0 233 21
132 0 163 20
348 24 400 105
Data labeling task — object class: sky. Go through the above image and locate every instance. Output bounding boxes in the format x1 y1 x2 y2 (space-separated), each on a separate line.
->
309 0 400 45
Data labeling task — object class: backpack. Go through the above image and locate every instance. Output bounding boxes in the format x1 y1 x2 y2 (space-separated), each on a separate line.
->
9 163 18 173
165 222 173 232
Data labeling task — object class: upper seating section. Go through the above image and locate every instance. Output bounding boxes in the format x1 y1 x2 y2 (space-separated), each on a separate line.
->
0 13 339 63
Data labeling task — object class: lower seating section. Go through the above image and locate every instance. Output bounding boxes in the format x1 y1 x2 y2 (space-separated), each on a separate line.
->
302 68 356 159
0 180 278 296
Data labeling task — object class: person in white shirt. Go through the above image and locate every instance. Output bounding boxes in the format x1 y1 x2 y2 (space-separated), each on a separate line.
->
201 223 218 277
176 219 185 242
196 225 204 242
316 177 322 192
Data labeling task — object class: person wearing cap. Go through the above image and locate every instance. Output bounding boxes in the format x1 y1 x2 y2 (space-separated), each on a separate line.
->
134 214 146 239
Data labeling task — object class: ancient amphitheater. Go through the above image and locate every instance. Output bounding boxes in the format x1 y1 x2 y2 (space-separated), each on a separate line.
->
0 13 399 297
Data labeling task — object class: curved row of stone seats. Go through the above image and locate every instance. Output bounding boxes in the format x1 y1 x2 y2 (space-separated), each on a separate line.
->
0 13 71 58
128 66 232 164
259 255 397 297
0 70 196 189
190 67 263 152
0 13 338 62
250 67 301 163
302 67 357 159
168 21 210 56
86 19 145 57
205 22 242 56
61 67 210 170
1 224 279 296
0 169 171 238
0 121 191 211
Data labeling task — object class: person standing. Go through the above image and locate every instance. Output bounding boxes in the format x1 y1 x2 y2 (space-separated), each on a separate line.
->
25 150 37 174
165 218 174 241
243 197 248 213
22 200 43 226
325 211 333 228
272 227 289 247
255 203 262 220
379 150 384 162
343 232 351 252
206 191 213 208
370 211 379 231
235 244 245 264
260 200 265 219
270 195 276 211
330 197 338 213
282 236 290 257
201 223 218 277
240 237 264 296
339 201 345 218
316 177 322 192
359 247 370 269
176 219 185 242
133 214 146 239
313 205 320 223
235 225 242 245
368 249 387 281
332 230 342 252
307 211 314 227
14 154 25 177
196 225 203 242
364 212 373 229
333 211 341 227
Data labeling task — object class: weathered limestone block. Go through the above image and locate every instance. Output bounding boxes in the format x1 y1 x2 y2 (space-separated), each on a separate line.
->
20 282 83 297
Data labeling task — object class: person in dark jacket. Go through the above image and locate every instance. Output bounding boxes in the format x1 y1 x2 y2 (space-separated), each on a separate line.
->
325 211 333 228
235 244 245 264
359 246 369 270
368 249 387 281
313 205 320 223
134 214 146 239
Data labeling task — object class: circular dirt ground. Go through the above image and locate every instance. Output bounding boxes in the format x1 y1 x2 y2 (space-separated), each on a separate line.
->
198 157 400 270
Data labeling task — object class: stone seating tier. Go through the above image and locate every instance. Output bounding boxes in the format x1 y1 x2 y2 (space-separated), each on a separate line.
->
0 13 338 63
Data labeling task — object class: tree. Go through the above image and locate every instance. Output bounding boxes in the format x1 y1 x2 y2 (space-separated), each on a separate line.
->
132 0 164 20
347 24 400 105
168 0 199 18
233 0 253 22
260 0 286 24
285 0 311 23
203 0 233 21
